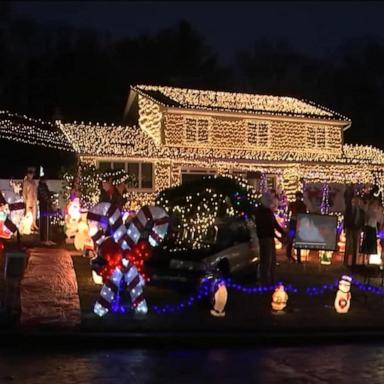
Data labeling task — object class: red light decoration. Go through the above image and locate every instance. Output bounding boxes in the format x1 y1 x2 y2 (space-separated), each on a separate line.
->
97 238 124 283
95 238 152 283
124 240 152 282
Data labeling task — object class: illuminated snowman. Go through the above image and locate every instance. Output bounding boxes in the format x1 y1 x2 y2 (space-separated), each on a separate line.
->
73 214 91 251
65 198 82 239
334 275 352 314
271 283 288 312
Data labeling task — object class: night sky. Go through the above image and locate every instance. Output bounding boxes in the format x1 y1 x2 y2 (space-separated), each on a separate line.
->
12 1 384 63
3 1 384 177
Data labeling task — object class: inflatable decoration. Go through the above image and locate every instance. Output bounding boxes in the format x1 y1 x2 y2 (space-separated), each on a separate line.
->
0 191 25 239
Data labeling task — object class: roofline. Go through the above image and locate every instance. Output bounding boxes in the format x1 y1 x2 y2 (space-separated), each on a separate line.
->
166 106 350 128
132 84 351 123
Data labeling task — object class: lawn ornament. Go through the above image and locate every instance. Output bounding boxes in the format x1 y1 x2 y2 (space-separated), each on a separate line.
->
272 283 288 312
334 275 352 314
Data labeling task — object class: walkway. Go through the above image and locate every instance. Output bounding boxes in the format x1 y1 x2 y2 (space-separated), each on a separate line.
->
20 248 81 328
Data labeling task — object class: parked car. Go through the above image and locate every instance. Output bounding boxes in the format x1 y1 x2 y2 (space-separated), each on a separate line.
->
146 216 260 288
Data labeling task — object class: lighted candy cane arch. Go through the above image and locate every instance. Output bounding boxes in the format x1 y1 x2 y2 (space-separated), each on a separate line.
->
88 203 169 317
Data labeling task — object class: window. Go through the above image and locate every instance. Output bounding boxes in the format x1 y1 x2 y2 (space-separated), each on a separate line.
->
113 162 125 170
247 121 270 146
181 168 216 184
141 163 153 189
97 161 153 190
98 161 112 171
127 163 139 188
307 125 327 148
266 175 276 190
185 118 209 144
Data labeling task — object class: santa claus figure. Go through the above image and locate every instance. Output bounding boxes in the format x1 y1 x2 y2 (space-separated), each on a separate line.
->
334 275 352 314
272 283 288 312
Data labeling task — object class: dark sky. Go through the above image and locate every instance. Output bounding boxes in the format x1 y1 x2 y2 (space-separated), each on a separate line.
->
12 1 384 63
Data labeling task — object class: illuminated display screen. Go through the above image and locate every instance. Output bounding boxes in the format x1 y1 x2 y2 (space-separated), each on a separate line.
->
294 213 338 251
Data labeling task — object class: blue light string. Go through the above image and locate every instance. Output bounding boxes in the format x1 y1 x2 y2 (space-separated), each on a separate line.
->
151 281 211 314
351 277 384 295
305 280 339 296
150 277 384 315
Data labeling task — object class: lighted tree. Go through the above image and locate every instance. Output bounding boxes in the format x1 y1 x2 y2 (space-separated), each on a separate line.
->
60 162 101 209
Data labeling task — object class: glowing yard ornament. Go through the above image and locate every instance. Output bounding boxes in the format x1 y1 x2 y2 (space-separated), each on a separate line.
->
368 240 382 265
92 270 103 285
19 211 33 235
0 190 25 238
210 278 228 317
86 202 113 247
0 207 11 239
334 275 352 314
271 283 288 312
319 250 333 265
74 218 91 251
89 205 170 317
338 231 346 253
294 248 310 261
65 198 82 240
274 237 282 250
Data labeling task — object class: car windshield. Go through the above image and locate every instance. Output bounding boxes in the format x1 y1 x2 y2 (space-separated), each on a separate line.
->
206 218 251 247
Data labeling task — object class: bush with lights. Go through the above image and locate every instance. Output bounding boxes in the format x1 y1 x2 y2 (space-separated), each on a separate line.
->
155 175 258 252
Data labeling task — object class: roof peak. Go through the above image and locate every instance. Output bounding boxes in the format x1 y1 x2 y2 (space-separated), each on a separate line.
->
132 85 350 123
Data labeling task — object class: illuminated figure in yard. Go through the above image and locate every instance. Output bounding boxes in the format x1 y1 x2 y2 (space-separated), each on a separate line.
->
334 275 352 314
210 278 228 317
22 167 38 232
271 283 288 312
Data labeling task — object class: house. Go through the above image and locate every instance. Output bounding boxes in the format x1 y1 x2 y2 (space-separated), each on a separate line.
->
58 85 384 206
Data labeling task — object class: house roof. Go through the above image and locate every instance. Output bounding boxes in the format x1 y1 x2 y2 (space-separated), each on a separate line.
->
60 122 384 167
0 110 75 152
132 85 351 123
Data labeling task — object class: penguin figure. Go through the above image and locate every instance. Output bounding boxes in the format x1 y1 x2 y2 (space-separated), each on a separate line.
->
271 283 288 312
334 275 352 314
210 278 228 317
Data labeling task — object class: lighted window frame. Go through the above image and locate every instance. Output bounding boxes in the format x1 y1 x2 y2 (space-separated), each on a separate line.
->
96 160 154 191
184 117 210 144
246 121 271 147
306 125 327 149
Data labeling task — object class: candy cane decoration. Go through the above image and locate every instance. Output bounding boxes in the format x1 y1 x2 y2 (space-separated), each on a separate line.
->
128 206 170 247
87 202 114 247
92 205 169 317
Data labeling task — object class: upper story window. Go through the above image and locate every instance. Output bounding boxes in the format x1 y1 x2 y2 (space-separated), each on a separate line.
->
307 125 327 149
97 161 153 190
185 118 209 144
247 121 270 147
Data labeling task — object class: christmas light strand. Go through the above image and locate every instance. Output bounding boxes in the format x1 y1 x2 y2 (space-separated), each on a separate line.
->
133 85 349 121
0 110 75 152
152 277 384 315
